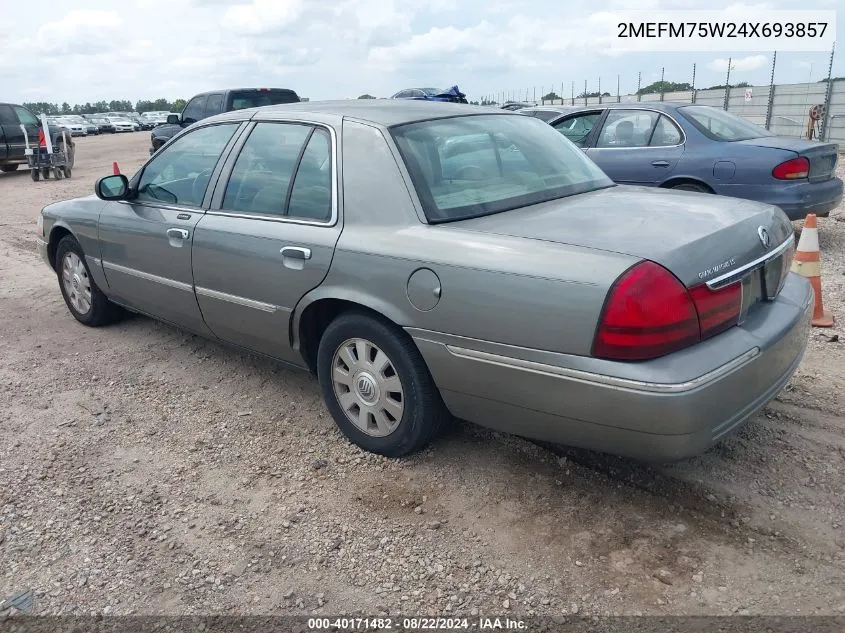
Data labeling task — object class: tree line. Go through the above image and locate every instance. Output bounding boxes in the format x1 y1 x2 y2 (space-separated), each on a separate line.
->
21 98 188 116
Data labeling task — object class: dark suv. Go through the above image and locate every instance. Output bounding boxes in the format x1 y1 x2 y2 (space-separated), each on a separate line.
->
1 102 75 173
149 88 300 154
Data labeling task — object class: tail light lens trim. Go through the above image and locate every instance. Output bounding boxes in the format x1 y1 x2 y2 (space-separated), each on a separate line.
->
593 261 744 362
772 156 810 180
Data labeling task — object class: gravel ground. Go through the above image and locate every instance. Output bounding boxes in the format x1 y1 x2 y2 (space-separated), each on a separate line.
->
1 133 844 618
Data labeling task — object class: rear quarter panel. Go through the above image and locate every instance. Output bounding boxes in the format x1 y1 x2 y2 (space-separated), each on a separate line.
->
299 119 640 356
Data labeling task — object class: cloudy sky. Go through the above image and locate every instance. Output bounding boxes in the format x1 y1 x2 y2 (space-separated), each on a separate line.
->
1 0 841 105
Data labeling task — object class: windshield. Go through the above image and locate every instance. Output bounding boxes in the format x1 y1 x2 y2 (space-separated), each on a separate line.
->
228 89 300 111
421 88 442 96
677 105 773 142
391 114 614 223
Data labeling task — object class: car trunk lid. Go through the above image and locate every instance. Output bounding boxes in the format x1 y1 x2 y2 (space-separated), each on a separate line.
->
737 136 839 182
451 184 794 292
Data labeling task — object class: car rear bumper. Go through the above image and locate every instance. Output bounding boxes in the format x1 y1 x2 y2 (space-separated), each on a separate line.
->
714 177 843 221
410 273 813 462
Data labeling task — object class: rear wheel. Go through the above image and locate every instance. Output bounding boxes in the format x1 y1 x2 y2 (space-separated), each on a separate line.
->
30 169 40 182
0 164 19 173
55 236 123 327
670 182 711 193
41 167 50 180
317 311 450 457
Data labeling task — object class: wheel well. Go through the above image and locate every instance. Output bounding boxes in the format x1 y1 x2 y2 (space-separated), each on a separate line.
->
659 177 714 193
297 298 395 375
47 226 73 270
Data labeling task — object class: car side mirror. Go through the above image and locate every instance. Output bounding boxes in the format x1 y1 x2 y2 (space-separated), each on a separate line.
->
166 114 180 125
95 174 129 201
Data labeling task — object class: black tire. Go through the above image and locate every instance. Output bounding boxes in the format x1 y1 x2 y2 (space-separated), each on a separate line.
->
670 182 711 193
30 169 40 182
55 236 122 327
41 167 50 180
317 311 450 457
63 166 72 178
0 164 19 173
53 167 64 180
60 138 75 169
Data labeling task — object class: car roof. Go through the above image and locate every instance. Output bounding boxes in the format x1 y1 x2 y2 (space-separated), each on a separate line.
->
193 87 299 96
565 101 692 112
208 99 515 127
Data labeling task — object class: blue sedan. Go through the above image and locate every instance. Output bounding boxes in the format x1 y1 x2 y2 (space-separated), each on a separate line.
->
545 102 842 220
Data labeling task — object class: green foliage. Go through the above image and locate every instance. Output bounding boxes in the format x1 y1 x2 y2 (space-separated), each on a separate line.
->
542 92 560 101
637 81 692 95
24 98 186 115
357 94 376 99
576 91 611 99
705 81 751 90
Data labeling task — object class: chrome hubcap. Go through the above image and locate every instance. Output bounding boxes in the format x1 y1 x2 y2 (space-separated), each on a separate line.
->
61 252 92 315
331 338 404 437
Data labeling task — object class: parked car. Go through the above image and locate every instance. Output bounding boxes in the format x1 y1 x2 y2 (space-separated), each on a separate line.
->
51 117 88 136
86 117 116 134
517 105 578 122
500 101 535 111
0 102 75 173
390 86 468 103
62 115 100 135
108 117 136 133
544 102 842 220
150 88 301 154
37 101 811 462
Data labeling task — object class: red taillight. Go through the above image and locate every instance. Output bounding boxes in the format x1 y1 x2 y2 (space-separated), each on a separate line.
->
689 281 742 339
772 156 809 180
592 261 700 361
593 261 743 361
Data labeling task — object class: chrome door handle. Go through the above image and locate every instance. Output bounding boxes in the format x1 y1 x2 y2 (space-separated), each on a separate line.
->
280 246 311 260
652 160 670 167
167 228 189 240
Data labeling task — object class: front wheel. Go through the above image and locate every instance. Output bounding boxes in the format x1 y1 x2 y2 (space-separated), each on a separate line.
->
0 164 20 173
317 312 450 457
55 236 123 327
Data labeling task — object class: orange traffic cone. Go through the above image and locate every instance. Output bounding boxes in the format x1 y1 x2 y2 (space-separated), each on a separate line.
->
112 161 120 175
791 214 834 328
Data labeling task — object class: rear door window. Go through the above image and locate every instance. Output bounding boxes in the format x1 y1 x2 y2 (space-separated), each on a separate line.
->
649 115 683 146
204 93 224 118
221 122 312 216
14 106 40 126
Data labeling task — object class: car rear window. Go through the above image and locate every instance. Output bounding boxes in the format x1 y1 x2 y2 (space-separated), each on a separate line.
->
228 90 300 111
677 105 773 142
390 114 613 223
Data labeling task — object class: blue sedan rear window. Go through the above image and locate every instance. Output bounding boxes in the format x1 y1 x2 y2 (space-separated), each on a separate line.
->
391 114 614 223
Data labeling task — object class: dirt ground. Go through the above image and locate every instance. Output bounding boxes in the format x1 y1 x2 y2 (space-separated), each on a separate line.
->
1 132 844 618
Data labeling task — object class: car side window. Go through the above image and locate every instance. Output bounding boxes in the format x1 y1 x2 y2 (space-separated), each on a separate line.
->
221 122 312 216
0 105 17 124
14 106 39 126
649 115 683 146
596 110 659 148
182 96 207 125
135 123 240 207
552 113 601 147
287 128 332 222
204 94 224 118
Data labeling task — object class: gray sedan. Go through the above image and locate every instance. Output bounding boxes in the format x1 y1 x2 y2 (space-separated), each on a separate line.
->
36 101 813 462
